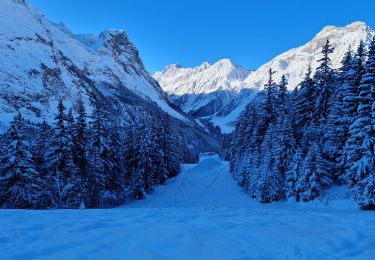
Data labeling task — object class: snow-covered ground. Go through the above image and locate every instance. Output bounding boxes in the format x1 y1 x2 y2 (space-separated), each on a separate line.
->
1 155 375 260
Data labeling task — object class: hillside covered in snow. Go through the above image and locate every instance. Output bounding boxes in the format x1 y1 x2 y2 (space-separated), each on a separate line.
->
0 0 186 128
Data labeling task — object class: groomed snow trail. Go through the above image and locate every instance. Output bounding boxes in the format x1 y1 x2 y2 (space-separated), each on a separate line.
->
0 155 375 260
130 155 252 208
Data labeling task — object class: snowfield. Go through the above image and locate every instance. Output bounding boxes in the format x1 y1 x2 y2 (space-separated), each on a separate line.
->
0 155 374 260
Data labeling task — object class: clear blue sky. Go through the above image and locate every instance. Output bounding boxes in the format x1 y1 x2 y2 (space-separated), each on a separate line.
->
28 0 375 72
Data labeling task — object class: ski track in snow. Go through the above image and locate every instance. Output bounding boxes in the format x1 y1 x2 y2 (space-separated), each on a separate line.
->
0 155 375 260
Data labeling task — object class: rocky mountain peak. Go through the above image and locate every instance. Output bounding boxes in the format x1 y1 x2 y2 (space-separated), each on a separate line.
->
316 21 370 40
163 63 182 73
215 58 235 67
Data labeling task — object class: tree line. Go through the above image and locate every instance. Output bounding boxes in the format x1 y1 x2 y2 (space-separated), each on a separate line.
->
0 100 186 209
229 37 375 209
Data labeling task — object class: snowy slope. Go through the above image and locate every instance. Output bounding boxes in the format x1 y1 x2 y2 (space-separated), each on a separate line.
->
243 21 375 90
131 154 252 207
0 0 187 129
1 155 374 259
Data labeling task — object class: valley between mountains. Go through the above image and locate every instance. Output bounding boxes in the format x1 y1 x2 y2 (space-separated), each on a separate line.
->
1 0 375 259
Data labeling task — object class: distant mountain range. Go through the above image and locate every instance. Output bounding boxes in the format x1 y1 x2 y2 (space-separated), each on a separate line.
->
153 59 251 95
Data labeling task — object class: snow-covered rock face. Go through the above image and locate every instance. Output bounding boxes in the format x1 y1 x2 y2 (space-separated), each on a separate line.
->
153 59 251 95
243 21 375 90
0 0 186 129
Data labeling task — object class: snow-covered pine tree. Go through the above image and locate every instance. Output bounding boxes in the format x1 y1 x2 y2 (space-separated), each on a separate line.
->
64 108 81 207
134 117 156 194
160 113 180 178
288 87 300 147
151 113 170 184
324 47 355 180
340 41 371 187
34 120 52 169
123 124 136 189
0 113 41 209
123 123 144 200
273 76 296 179
250 69 278 155
102 120 125 207
352 40 367 88
229 104 258 175
257 166 284 203
264 68 278 125
274 114 296 179
238 103 271 192
343 38 374 189
297 141 331 201
43 100 78 208
286 149 304 200
244 155 260 198
72 100 89 208
177 133 196 164
336 43 367 184
277 74 288 115
294 64 315 141
351 37 375 209
256 124 284 202
229 110 248 173
33 119 53 208
313 40 335 122
220 133 232 161
87 102 112 208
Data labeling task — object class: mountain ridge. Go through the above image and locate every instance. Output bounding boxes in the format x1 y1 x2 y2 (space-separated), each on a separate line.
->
153 58 251 95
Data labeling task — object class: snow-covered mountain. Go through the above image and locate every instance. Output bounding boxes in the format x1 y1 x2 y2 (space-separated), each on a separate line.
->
153 59 253 129
0 0 219 153
243 21 375 90
153 59 251 95
0 0 187 127
155 22 375 133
